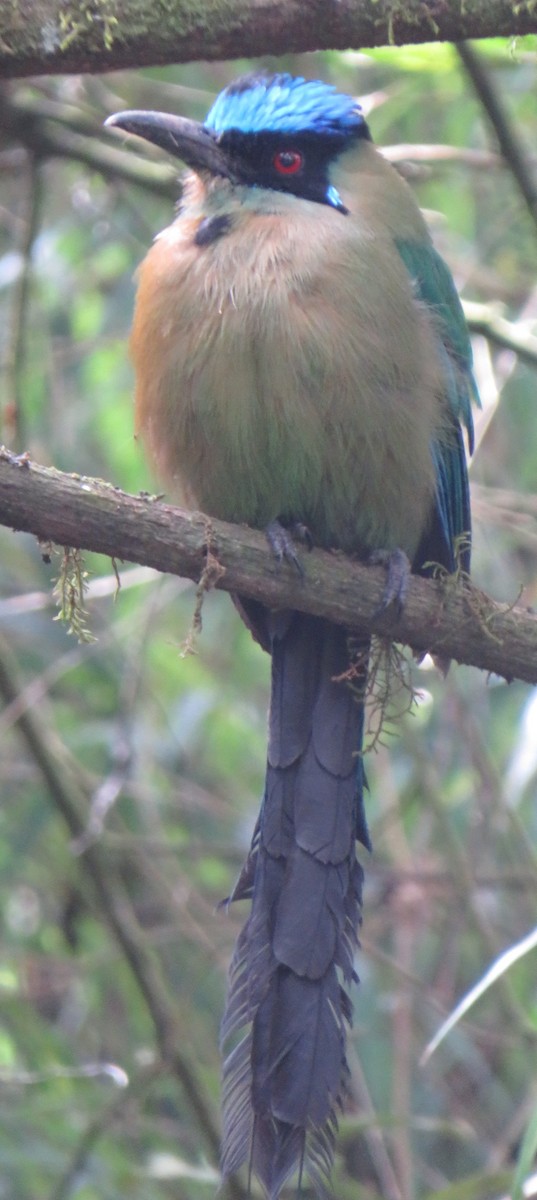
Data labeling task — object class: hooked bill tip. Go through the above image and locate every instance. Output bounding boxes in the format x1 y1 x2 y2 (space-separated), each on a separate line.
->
104 111 138 133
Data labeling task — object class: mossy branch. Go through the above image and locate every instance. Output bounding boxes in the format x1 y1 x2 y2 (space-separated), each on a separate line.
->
1 1 537 80
1 447 536 684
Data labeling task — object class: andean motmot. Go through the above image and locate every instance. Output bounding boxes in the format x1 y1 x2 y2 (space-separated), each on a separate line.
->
106 72 477 1199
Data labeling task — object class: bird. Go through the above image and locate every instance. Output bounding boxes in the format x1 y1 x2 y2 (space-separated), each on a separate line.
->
106 73 477 1199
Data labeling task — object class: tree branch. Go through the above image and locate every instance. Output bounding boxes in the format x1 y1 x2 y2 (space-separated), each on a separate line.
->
464 300 537 369
1 1 537 80
3 154 43 452
0 447 536 684
457 41 537 234
1 90 177 199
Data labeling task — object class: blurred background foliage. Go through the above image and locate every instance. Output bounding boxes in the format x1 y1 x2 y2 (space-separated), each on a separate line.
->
0 35 537 1200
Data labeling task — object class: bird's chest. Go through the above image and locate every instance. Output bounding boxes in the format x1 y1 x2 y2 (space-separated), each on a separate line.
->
132 209 441 555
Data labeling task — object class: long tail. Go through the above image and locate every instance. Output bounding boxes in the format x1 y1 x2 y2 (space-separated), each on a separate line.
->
221 608 370 1198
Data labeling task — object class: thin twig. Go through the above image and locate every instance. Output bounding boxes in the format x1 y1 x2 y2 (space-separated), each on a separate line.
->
1 91 176 198
48 1063 163 1200
457 41 537 233
3 152 42 450
417 751 536 1042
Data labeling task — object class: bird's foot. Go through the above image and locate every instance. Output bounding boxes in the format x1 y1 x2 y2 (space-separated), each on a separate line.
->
369 547 411 616
265 519 312 575
289 520 314 550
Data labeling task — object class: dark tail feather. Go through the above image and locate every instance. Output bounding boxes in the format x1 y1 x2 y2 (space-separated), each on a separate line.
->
221 610 370 1198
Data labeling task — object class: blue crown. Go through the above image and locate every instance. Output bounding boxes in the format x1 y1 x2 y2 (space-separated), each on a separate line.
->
204 73 366 138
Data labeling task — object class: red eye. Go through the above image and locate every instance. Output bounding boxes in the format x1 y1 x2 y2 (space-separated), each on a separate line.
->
273 150 303 175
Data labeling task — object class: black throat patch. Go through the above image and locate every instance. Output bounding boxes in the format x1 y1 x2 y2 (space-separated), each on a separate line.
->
194 214 233 247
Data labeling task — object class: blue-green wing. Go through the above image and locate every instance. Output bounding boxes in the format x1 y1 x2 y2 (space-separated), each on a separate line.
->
397 238 479 576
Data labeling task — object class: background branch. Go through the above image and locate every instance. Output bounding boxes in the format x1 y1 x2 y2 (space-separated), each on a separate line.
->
457 41 537 234
1 1 537 79
1 448 536 684
3 154 43 451
0 90 177 198
463 300 537 368
0 625 247 1200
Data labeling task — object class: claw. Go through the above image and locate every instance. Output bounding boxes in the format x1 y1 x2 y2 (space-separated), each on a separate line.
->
265 519 304 575
289 521 313 550
370 547 411 616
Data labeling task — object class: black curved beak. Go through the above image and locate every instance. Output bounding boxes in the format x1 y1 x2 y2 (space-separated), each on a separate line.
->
104 110 231 178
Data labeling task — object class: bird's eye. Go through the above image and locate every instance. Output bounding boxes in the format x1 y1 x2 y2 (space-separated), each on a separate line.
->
273 150 303 175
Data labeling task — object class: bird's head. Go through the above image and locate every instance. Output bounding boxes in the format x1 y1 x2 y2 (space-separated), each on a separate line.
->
105 73 371 215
